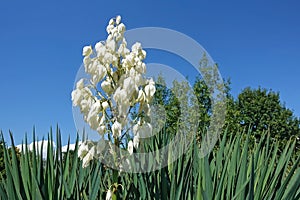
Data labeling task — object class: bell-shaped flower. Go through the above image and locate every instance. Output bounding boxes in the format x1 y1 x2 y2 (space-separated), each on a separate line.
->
101 80 113 95
109 18 114 25
136 90 146 103
103 52 114 65
97 125 106 135
113 87 127 104
106 24 114 34
76 79 85 89
116 15 121 25
82 45 92 57
139 50 146 60
144 79 156 102
128 140 134 155
133 135 140 148
135 61 146 74
78 143 89 160
132 42 142 53
91 63 107 85
118 42 129 57
133 124 139 136
102 101 109 110
95 41 106 58
106 189 113 200
86 100 101 126
83 56 92 70
80 97 93 115
82 146 95 168
123 77 136 97
118 99 130 119
71 89 82 106
99 114 105 125
135 73 145 86
117 23 126 34
106 39 116 52
112 121 122 137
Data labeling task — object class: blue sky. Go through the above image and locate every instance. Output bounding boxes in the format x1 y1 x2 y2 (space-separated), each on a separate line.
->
0 0 299 145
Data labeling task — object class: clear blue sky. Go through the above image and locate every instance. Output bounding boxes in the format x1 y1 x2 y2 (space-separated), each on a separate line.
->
0 0 299 145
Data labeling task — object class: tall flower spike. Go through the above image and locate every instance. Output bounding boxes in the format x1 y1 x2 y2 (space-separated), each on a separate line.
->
72 16 156 168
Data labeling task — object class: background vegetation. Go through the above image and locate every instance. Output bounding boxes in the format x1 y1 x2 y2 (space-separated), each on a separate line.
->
0 72 299 199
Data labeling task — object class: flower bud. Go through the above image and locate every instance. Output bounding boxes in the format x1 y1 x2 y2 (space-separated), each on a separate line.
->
128 140 134 155
82 45 92 57
116 15 121 25
102 101 109 110
112 121 122 137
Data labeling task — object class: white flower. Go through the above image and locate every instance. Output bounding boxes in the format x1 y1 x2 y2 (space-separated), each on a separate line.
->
101 80 113 94
103 52 114 64
133 135 139 148
140 50 146 60
95 63 107 82
136 90 146 103
78 143 89 159
106 39 116 52
134 73 145 86
82 46 92 57
83 57 92 72
106 189 113 200
112 121 122 137
102 101 109 110
123 76 136 96
109 18 114 25
144 79 156 102
82 146 95 168
135 62 146 74
118 42 129 57
95 41 106 57
128 140 134 155
99 115 105 125
76 79 85 89
118 99 130 117
71 89 82 106
133 124 139 135
86 100 101 130
113 88 127 104
106 24 114 34
97 125 106 135
117 23 125 33
116 15 121 25
132 42 142 53
80 97 93 115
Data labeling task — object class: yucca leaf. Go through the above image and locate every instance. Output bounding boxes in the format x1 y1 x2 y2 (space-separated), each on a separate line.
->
275 154 300 200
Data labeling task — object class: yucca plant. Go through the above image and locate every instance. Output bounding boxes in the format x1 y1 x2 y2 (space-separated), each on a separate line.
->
114 128 300 199
0 127 299 199
0 127 107 200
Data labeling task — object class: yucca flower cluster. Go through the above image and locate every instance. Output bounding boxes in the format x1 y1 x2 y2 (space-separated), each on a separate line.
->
71 16 156 168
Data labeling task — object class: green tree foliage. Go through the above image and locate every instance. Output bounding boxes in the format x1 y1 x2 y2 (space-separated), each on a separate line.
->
152 75 181 137
234 87 300 148
152 62 300 153
0 135 21 180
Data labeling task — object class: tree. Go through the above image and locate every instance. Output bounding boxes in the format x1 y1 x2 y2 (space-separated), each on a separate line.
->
0 135 21 180
235 87 300 144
